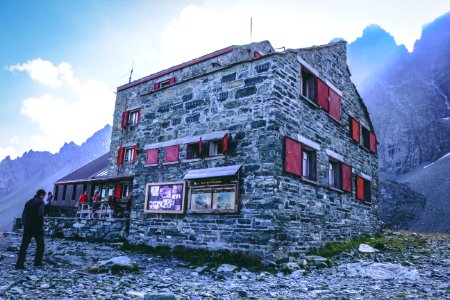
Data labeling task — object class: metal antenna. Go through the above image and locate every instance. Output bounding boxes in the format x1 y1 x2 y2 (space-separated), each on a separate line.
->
250 17 253 43
128 61 134 83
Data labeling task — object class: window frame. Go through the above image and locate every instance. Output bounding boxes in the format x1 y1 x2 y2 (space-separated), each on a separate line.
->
127 109 140 126
328 158 342 190
301 146 317 182
301 68 317 103
361 126 371 150
186 141 201 160
207 139 224 158
123 146 136 163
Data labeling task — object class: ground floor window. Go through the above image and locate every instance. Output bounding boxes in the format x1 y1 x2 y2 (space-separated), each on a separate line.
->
329 159 342 189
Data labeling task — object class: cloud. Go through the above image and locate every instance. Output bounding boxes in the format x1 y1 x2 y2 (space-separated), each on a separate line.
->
0 146 18 161
9 59 114 154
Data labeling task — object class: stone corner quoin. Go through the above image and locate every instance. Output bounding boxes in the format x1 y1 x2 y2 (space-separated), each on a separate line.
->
107 40 379 261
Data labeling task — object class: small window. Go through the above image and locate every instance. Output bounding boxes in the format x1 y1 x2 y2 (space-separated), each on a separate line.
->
329 159 342 189
361 126 370 149
62 185 67 201
122 184 130 197
356 176 371 202
302 147 316 181
186 142 201 160
124 147 136 163
301 69 316 102
208 140 223 157
128 110 140 125
71 184 77 200
160 79 171 88
54 186 59 201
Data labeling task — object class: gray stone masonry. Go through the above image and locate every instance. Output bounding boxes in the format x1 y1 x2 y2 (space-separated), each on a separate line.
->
44 217 129 241
107 40 379 260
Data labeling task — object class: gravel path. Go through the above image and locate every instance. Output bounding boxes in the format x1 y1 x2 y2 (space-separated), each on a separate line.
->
0 231 449 299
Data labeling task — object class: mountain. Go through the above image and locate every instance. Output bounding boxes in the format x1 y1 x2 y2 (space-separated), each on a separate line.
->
0 125 111 231
347 11 450 232
347 24 408 89
397 153 450 232
349 12 450 174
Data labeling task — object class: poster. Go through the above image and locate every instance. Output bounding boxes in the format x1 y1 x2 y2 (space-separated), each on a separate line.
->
145 182 184 213
190 188 212 211
212 186 235 210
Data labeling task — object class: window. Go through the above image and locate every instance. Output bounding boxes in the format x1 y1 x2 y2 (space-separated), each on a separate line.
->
71 184 77 200
124 147 135 163
122 184 130 197
329 160 342 189
128 110 140 125
165 145 179 163
361 126 370 149
121 109 141 128
284 136 316 182
62 185 67 201
54 186 59 201
154 77 176 91
208 140 223 157
301 69 316 102
302 147 316 181
356 176 371 202
186 141 201 159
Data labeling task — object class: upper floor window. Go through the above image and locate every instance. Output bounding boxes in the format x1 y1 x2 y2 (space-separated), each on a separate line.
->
329 159 342 189
117 145 137 164
361 126 370 149
356 176 371 202
165 145 179 163
284 136 317 182
128 110 140 125
349 117 377 154
301 69 316 102
186 142 201 160
154 77 176 91
121 109 141 128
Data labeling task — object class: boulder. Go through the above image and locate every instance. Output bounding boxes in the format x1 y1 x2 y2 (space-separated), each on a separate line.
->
144 292 177 300
88 256 139 274
217 264 237 273
358 244 379 253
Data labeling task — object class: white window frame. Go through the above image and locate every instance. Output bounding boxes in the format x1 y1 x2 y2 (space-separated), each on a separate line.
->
124 147 135 163
128 110 139 125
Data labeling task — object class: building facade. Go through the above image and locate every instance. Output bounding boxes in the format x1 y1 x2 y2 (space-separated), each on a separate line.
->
108 40 379 259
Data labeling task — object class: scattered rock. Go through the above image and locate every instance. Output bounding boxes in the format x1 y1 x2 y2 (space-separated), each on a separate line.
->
216 264 237 273
88 256 139 274
194 266 208 273
280 262 300 272
290 269 306 278
339 262 420 280
358 244 379 253
127 290 146 298
144 292 177 300
305 255 329 268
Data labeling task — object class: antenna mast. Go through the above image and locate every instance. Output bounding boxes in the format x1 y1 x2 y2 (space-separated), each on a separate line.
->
128 61 134 83
250 17 253 43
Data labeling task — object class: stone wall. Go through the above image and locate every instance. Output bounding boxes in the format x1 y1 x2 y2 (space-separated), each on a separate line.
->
45 217 129 241
108 41 379 260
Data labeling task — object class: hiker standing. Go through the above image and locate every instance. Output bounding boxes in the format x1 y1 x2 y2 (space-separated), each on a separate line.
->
16 189 46 269
44 191 53 215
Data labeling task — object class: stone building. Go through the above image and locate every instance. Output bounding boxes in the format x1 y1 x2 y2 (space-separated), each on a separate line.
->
108 40 379 259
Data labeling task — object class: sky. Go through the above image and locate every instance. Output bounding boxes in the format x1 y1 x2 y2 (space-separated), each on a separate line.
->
1 0 449 161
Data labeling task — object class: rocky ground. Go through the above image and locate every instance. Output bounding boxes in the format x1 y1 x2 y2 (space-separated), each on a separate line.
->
0 231 449 299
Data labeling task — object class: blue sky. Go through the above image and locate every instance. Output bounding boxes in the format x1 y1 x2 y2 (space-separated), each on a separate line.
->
1 0 449 161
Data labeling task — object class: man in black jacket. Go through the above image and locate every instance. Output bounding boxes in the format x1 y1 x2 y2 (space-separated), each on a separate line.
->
15 189 46 269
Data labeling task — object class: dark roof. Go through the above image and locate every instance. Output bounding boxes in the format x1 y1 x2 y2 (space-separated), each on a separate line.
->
56 153 109 183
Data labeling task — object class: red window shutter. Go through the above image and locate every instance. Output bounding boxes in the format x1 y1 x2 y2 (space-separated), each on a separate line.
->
121 111 128 128
165 145 179 162
137 109 141 124
132 145 138 163
369 132 377 153
351 118 360 142
329 89 341 121
145 149 159 165
254 51 262 58
115 184 122 198
168 77 176 85
284 136 302 176
154 82 160 90
317 78 329 112
342 164 353 193
117 147 124 164
356 176 365 201
222 134 229 154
